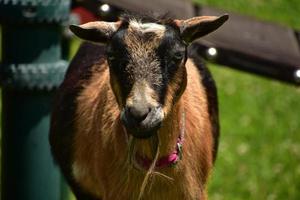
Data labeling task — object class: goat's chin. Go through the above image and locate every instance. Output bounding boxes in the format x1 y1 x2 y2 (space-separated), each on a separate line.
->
124 121 162 139
129 127 160 139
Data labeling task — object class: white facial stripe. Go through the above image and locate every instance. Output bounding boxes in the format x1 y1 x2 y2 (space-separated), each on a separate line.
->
129 20 166 34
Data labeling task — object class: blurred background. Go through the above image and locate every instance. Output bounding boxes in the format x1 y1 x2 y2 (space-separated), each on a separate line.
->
1 0 300 200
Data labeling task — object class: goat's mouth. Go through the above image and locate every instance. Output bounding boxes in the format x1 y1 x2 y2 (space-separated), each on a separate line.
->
120 106 163 139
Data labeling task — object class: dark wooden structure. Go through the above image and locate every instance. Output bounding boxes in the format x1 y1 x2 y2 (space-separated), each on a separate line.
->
102 0 194 19
99 0 300 85
196 6 300 85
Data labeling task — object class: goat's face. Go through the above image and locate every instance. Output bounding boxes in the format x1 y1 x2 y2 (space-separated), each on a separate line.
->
106 21 187 138
70 14 228 138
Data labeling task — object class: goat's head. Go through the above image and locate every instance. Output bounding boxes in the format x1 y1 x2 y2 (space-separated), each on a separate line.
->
70 14 228 139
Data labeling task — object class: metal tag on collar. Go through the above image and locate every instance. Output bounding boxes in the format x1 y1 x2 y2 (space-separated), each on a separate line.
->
177 142 183 160
171 143 183 168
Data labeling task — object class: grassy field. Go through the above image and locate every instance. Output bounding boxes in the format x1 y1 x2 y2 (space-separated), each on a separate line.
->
192 0 300 199
194 0 300 30
208 66 300 200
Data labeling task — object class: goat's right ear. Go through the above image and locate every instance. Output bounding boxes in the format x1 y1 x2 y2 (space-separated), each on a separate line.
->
69 21 121 43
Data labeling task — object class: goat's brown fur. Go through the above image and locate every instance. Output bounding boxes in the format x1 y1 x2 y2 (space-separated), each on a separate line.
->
55 54 212 199
50 14 227 200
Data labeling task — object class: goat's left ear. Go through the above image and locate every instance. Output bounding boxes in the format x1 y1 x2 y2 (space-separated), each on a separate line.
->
69 21 121 43
175 14 229 43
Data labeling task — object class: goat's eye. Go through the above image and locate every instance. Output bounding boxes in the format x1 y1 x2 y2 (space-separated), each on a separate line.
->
173 52 184 62
107 54 116 64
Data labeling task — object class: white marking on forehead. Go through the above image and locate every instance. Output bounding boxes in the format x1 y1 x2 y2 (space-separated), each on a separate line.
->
129 20 166 34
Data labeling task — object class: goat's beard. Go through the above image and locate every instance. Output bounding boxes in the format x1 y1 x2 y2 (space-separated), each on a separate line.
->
126 133 173 200
127 133 159 171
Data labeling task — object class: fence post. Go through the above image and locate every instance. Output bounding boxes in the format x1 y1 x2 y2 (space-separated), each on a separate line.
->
0 0 71 199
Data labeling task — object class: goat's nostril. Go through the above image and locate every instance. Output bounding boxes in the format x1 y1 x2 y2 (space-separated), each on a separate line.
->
127 106 150 122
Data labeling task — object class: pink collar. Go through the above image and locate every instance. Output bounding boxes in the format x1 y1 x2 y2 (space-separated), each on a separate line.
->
134 112 186 170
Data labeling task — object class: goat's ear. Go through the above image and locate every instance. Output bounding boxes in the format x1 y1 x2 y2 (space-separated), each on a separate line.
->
175 14 229 43
69 21 121 43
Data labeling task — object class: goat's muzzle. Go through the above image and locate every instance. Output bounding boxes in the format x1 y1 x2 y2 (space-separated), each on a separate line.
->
120 105 163 139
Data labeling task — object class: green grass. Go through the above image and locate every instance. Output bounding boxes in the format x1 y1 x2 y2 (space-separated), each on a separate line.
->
194 0 300 30
191 0 300 199
208 66 300 200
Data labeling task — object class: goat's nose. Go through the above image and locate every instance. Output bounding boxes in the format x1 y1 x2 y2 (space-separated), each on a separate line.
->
126 105 151 123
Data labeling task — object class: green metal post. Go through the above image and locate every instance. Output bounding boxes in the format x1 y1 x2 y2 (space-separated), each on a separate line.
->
0 1 70 199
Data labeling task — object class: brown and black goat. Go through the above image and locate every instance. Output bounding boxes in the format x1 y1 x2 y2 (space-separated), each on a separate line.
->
50 14 228 200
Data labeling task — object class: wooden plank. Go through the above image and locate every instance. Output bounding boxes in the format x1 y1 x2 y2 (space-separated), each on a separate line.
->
195 6 300 84
102 0 195 19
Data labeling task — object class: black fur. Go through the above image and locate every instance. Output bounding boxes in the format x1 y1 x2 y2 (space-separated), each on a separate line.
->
156 25 187 104
188 44 220 162
106 28 131 101
120 12 175 26
50 42 106 200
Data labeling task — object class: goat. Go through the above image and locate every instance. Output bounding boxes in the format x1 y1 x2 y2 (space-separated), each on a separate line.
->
50 13 228 200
